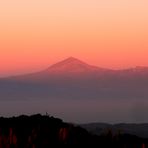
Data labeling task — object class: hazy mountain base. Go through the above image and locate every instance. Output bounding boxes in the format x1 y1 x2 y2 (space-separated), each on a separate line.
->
0 114 147 148
1 57 148 123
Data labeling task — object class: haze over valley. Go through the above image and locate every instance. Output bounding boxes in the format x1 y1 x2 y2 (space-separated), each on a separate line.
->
0 57 148 123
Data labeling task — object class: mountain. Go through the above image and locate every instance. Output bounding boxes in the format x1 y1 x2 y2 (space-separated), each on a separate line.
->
0 114 96 147
81 123 148 138
6 57 111 81
1 57 148 101
5 57 148 80
1 57 148 123
0 114 147 148
45 57 111 75
47 57 99 73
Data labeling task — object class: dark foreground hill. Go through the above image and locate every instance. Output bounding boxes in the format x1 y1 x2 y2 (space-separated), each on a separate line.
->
0 114 147 148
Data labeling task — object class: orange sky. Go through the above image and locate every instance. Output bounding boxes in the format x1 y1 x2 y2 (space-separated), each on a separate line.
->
0 0 148 76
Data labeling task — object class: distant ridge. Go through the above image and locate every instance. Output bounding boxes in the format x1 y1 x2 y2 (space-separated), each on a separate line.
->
81 122 148 138
1 57 148 79
49 57 89 68
45 57 109 74
1 57 148 123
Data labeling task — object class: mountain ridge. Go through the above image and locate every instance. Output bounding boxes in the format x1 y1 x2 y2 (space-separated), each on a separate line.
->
1 56 148 83
1 57 148 79
81 122 148 138
0 57 148 123
44 57 111 75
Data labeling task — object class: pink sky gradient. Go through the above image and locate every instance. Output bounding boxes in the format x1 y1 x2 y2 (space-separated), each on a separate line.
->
0 0 148 76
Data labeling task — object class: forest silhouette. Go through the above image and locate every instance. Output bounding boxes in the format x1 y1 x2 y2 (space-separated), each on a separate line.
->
0 114 147 148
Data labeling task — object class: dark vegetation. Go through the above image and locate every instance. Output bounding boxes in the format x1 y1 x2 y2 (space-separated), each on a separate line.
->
0 114 147 148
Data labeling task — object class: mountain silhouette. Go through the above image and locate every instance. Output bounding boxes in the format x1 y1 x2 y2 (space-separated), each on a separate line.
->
1 57 148 123
43 57 110 77
7 57 111 80
49 57 90 70
3 57 148 79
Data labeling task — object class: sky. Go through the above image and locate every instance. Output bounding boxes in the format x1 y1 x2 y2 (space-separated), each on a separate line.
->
0 0 148 76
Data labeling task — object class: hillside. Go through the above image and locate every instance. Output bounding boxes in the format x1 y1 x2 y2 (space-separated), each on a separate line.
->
0 114 147 148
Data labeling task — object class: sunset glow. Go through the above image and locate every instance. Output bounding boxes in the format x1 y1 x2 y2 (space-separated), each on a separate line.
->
0 0 148 76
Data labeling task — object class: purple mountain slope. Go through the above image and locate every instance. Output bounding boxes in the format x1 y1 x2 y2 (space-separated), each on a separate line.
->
4 57 148 80
46 57 109 73
0 57 147 103
6 57 113 81
1 57 148 122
